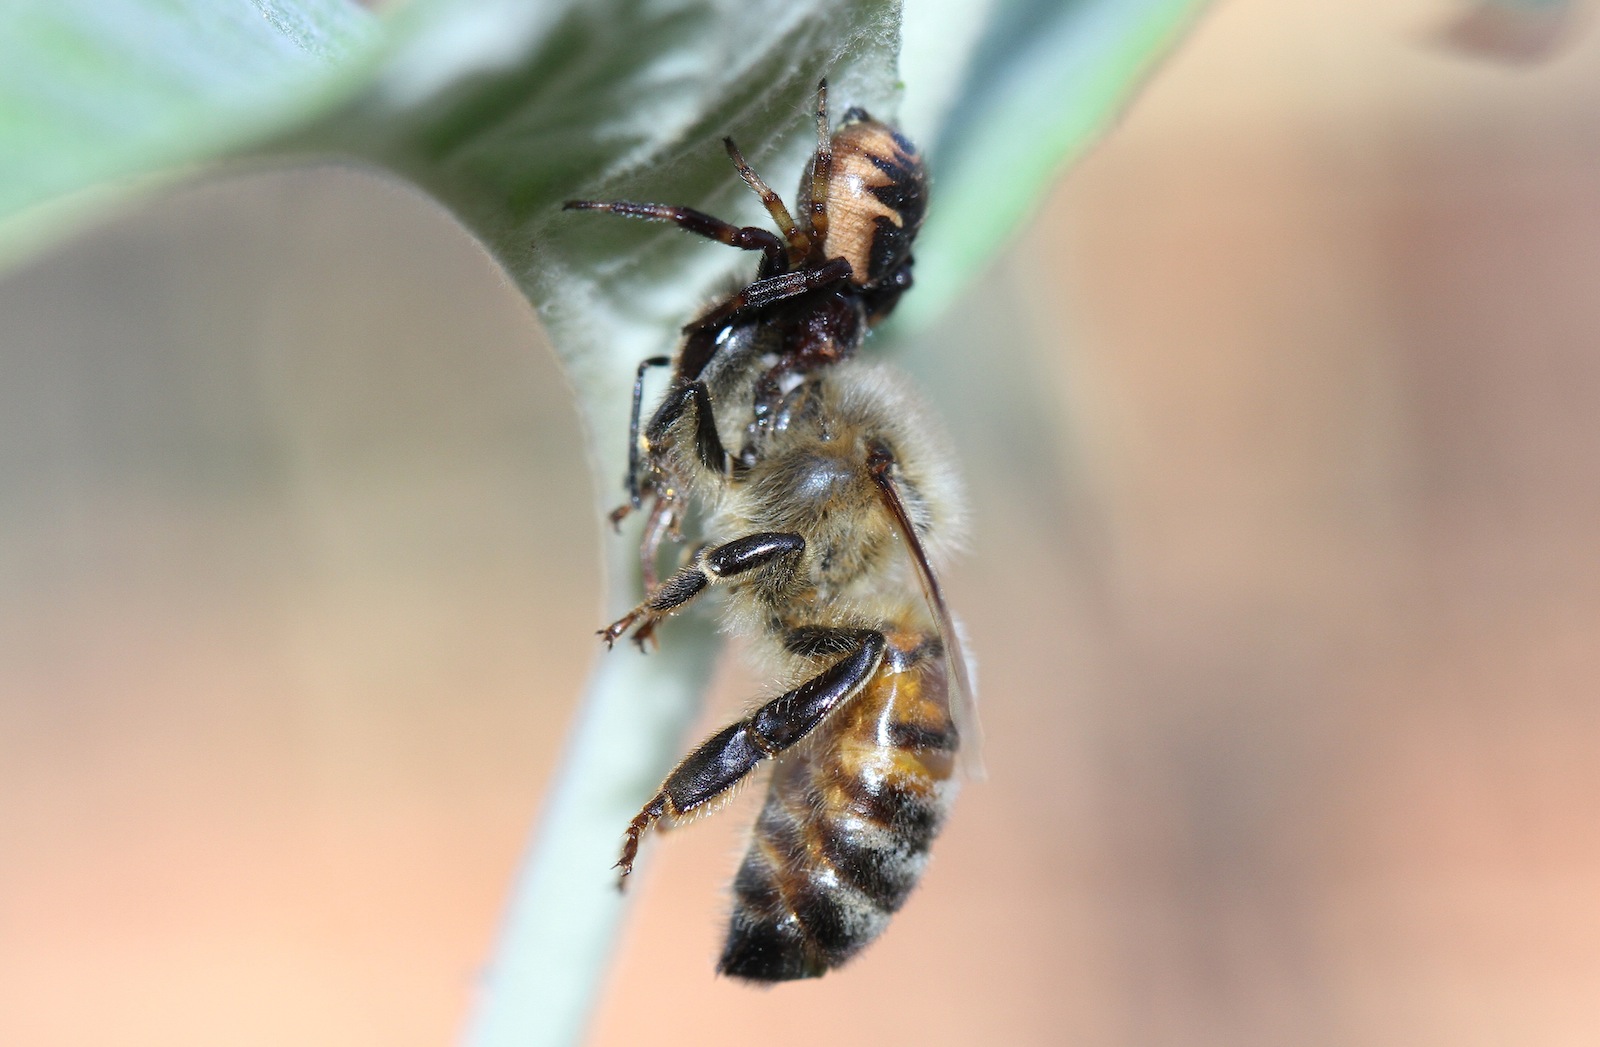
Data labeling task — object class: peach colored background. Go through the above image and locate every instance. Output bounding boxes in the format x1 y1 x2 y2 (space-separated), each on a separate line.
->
5 1 1600 1044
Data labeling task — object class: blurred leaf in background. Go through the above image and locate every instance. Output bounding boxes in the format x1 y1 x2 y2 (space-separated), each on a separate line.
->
1435 0 1588 63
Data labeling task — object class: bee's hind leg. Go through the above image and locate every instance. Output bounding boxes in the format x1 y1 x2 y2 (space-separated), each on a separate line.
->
615 629 887 883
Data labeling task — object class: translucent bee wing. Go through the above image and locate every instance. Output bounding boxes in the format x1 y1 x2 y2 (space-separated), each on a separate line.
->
927 590 986 781
870 461 987 780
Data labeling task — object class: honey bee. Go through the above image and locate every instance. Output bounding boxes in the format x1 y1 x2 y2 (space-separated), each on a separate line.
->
566 81 980 982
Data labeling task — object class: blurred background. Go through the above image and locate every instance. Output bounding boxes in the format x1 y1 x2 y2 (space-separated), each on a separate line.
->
5 0 1600 1043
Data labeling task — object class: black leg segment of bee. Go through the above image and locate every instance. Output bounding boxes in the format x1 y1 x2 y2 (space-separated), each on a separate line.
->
615 630 886 880
645 380 728 477
617 355 671 517
598 532 805 648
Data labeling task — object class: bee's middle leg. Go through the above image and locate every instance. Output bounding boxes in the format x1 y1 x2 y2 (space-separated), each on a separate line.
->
598 531 804 649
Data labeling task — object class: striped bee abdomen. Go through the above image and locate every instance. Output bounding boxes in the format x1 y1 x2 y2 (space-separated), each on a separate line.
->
719 643 958 982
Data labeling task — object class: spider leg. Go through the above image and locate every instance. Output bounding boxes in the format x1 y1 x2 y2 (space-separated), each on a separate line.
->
563 200 785 272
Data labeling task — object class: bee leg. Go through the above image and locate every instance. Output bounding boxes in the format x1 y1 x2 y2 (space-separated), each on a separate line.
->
616 630 887 882
644 380 730 477
617 355 672 517
628 618 661 653
631 540 703 653
598 532 805 649
637 494 683 592
781 625 883 659
561 200 786 272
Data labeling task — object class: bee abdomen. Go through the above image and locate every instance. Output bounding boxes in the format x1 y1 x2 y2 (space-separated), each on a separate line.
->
718 711 955 982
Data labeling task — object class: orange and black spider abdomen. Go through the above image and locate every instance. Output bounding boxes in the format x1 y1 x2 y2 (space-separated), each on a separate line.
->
810 114 928 294
718 639 958 982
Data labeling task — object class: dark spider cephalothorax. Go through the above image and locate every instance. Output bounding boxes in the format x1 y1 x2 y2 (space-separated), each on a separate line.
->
566 81 978 982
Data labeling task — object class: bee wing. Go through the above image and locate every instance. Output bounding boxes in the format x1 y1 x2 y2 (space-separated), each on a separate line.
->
870 462 986 780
